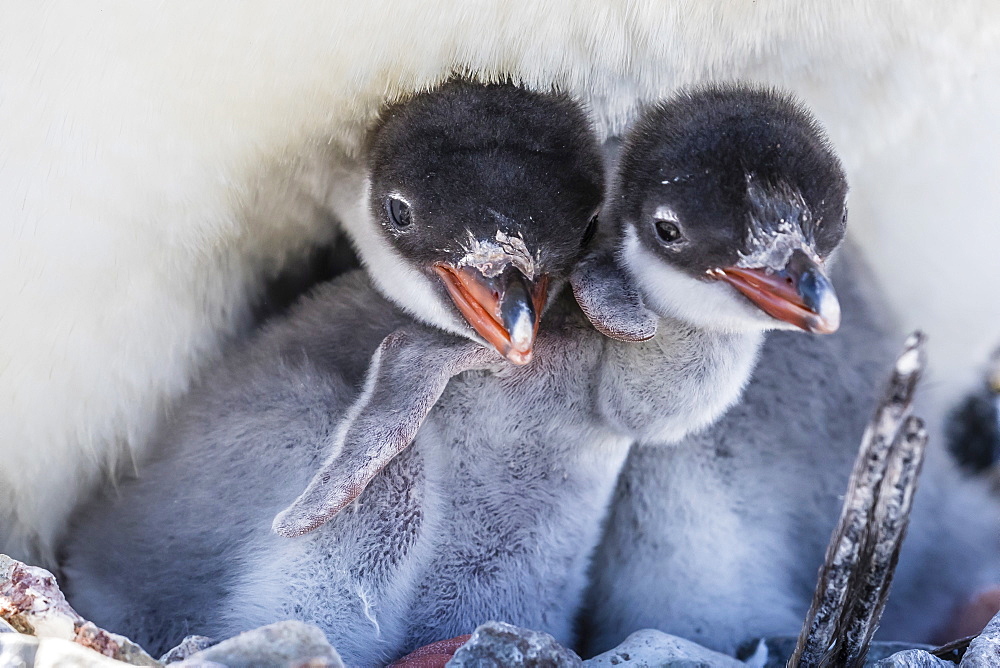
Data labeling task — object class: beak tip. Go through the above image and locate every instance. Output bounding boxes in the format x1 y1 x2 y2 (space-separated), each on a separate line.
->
507 312 536 354
436 262 544 364
807 289 841 335
716 254 841 336
806 315 840 335
504 348 534 365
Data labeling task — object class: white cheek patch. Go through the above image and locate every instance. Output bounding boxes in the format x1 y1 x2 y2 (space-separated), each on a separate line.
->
621 225 792 333
340 178 474 341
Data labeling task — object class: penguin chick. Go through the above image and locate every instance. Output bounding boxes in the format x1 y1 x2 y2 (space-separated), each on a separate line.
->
584 246 1000 656
582 245 898 655
60 80 604 664
580 92 1000 655
259 84 849 664
577 85 845 448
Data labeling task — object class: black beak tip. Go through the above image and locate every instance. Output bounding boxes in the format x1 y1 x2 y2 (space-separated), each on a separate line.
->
499 269 538 354
796 263 841 334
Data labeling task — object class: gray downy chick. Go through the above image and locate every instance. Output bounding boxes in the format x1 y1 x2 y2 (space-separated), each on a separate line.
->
583 264 1000 651
582 245 896 655
59 79 605 665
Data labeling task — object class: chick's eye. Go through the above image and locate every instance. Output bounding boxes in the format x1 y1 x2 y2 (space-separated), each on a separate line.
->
653 219 682 244
581 214 599 248
386 197 412 229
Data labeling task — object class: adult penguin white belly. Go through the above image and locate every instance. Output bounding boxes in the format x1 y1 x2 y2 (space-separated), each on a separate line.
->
2 2 998 564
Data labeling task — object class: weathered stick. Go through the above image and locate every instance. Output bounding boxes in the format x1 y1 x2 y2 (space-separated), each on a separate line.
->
839 415 928 666
788 331 927 668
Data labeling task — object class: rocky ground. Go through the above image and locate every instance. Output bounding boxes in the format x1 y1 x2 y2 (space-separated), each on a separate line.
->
1 553 997 668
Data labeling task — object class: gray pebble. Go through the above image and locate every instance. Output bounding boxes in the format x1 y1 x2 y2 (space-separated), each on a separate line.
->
160 636 217 663
872 649 953 667
583 629 743 668
447 621 583 667
174 622 342 668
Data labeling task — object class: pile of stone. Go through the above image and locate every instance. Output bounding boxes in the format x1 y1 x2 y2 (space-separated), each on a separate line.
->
0 554 340 667
3 552 1000 667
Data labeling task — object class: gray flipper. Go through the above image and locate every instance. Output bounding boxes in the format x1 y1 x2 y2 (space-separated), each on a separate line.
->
273 327 498 537
571 246 657 342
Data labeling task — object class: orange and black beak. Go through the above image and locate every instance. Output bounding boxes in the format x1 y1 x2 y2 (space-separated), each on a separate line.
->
433 263 549 365
709 249 841 334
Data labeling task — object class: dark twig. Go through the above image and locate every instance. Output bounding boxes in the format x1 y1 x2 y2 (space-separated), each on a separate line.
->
788 332 928 668
928 635 975 663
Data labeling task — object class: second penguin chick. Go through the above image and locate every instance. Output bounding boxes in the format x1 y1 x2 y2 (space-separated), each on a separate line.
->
583 245 899 655
585 248 1000 656
584 94 1000 652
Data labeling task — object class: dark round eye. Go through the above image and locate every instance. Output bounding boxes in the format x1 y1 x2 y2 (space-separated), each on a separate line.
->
653 219 682 244
385 197 412 229
581 214 599 248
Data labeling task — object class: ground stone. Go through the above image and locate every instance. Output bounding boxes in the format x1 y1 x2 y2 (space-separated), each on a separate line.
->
0 555 158 666
173 621 342 668
0 633 151 667
584 629 743 667
160 636 217 663
446 621 583 667
872 649 953 667
737 636 942 667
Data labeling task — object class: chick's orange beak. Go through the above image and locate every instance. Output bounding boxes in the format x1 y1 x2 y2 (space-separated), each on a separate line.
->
710 249 840 334
433 263 548 365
